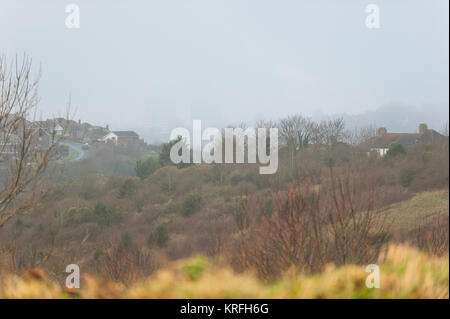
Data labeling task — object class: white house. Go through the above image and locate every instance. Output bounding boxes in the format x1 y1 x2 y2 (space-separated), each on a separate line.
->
54 124 65 136
100 131 119 144
100 130 140 146
362 124 445 157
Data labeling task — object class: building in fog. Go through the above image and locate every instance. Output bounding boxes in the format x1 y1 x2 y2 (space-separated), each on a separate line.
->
0 133 20 160
362 123 446 157
100 131 140 147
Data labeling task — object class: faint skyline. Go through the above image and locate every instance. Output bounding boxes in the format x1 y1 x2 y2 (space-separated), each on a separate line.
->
1 0 448 142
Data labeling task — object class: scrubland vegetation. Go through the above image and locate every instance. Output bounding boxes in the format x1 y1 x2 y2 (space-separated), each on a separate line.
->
0 114 448 298
0 59 448 298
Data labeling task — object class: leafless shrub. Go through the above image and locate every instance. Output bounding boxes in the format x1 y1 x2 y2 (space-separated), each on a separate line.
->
397 216 449 257
93 242 156 284
227 168 389 279
345 123 378 146
0 54 69 228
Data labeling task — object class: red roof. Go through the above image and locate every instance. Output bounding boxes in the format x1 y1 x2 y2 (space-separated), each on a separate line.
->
361 130 445 149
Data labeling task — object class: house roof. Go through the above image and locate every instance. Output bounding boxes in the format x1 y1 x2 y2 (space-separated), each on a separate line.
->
421 129 445 142
112 131 139 138
362 129 445 149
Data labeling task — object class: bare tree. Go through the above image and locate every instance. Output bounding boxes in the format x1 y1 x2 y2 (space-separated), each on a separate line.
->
345 123 378 146
310 117 348 146
278 114 313 168
228 168 389 278
278 114 310 149
0 54 68 228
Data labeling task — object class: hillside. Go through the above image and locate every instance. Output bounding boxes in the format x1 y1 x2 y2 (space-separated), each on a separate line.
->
0 137 448 281
385 189 449 232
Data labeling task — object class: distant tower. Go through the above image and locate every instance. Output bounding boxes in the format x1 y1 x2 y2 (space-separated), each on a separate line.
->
106 124 109 131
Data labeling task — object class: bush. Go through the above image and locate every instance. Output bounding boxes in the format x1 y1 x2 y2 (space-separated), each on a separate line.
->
385 142 406 160
183 255 210 280
148 226 170 248
159 136 192 168
135 157 160 179
64 206 93 226
119 232 136 252
182 194 203 217
118 178 137 198
400 167 418 188
94 202 123 226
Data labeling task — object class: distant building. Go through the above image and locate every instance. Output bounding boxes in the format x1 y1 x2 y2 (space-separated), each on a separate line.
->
0 133 20 160
362 123 445 157
54 123 65 136
100 131 140 146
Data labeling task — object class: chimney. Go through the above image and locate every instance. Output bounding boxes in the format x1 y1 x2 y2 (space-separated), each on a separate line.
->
377 127 387 136
419 123 428 134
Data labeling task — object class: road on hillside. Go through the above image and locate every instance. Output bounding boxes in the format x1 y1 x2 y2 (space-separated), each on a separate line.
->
60 141 90 161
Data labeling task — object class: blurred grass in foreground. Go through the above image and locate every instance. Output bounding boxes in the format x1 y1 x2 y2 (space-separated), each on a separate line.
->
0 244 448 299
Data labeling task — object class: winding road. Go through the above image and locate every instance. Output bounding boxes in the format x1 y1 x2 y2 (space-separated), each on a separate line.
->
60 141 90 161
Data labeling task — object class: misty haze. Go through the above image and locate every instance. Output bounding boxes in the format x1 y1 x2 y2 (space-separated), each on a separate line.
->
0 0 448 303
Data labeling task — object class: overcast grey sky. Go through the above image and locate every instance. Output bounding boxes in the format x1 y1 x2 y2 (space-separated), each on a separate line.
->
0 0 448 140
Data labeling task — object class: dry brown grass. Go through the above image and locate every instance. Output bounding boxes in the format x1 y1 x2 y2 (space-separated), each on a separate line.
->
385 189 449 232
0 244 447 299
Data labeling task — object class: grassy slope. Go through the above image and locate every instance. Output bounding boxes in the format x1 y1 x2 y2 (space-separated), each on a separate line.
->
384 189 449 231
67 147 80 161
0 244 448 298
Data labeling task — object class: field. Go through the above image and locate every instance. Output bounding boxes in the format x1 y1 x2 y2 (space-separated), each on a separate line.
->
385 190 449 232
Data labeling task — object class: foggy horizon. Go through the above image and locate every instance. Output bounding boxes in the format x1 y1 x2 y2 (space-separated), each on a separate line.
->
1 1 449 302
1 0 448 142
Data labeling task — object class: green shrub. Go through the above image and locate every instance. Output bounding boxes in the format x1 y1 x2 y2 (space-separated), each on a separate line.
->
119 232 135 252
183 255 210 280
118 178 137 198
148 226 170 248
182 193 203 217
159 136 192 168
135 157 160 179
385 142 406 160
400 167 418 188
65 206 93 226
94 202 123 226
